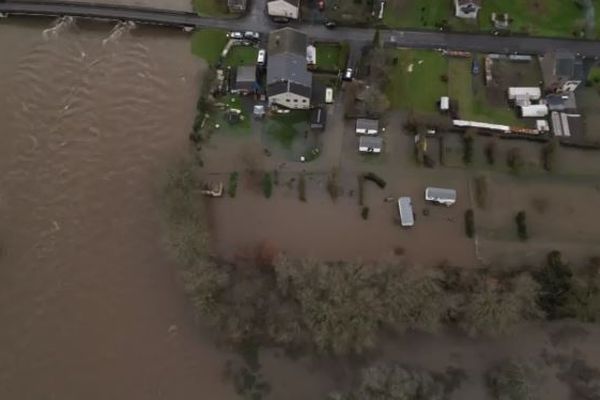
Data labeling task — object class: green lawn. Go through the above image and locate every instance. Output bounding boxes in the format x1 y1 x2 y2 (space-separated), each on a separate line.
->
315 43 344 72
383 0 452 29
190 29 228 64
211 95 251 134
266 111 309 149
193 0 229 17
448 58 519 126
479 0 587 37
386 49 448 113
224 46 258 67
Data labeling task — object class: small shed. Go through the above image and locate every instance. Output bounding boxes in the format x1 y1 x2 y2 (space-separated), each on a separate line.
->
356 118 379 135
232 65 257 94
520 104 548 118
310 107 327 129
425 187 457 206
397 197 414 227
358 136 383 153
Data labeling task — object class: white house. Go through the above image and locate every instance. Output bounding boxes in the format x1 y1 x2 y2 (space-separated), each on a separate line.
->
454 0 481 19
267 0 300 20
267 28 312 109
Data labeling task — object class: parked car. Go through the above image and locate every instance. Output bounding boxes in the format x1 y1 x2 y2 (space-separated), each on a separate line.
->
325 87 333 104
471 58 480 75
343 67 353 81
244 31 260 40
324 20 336 29
257 49 266 65
228 31 243 39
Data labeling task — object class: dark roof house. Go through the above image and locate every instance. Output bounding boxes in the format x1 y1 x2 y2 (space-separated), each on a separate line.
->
232 65 257 93
267 28 312 108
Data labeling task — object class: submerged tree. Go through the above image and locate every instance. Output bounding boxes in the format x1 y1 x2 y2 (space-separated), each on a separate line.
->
486 359 540 400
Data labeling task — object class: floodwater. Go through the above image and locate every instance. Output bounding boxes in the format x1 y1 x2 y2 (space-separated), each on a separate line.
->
0 18 235 399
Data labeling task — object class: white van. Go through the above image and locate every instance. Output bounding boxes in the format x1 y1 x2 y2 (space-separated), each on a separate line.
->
325 87 333 104
257 49 266 65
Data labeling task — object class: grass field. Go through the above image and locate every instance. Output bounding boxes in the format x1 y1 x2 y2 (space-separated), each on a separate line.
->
191 29 228 64
266 111 309 149
385 49 448 113
479 0 588 37
383 0 452 29
448 58 520 126
193 0 229 17
315 43 343 72
224 46 258 67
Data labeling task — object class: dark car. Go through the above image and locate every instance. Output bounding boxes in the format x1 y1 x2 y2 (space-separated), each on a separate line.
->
324 21 336 29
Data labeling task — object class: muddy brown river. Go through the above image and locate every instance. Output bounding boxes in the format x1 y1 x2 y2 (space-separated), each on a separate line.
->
0 18 237 399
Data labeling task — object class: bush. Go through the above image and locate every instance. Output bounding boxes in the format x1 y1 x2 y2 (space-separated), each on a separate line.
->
262 173 273 199
486 359 540 400
541 139 558 172
361 206 370 220
463 132 474 165
515 211 528 241
465 209 475 238
507 148 524 174
363 172 386 188
474 175 488 209
298 172 307 202
357 176 365 206
533 251 574 320
484 141 497 165
228 172 239 198
327 168 341 201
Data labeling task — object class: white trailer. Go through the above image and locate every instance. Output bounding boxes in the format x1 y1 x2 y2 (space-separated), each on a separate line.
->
508 87 541 101
425 187 457 206
397 197 414 227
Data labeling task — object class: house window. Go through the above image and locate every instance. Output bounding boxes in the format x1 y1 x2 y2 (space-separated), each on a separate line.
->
286 98 290 102
293 99 298 102
302 99 307 103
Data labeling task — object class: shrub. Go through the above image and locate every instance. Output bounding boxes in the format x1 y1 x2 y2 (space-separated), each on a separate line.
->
515 211 528 241
463 131 474 165
507 148 524 174
262 173 273 199
327 168 341 201
484 141 497 165
357 176 365 206
541 139 558 172
465 209 475 238
298 172 307 202
533 251 574 320
362 172 386 188
228 172 239 198
361 206 370 220
474 175 488 209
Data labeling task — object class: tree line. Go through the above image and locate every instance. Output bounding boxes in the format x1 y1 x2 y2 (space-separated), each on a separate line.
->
162 161 600 356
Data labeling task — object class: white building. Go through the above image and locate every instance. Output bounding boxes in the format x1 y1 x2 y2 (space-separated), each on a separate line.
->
520 104 549 118
425 187 457 206
267 0 300 20
454 0 481 19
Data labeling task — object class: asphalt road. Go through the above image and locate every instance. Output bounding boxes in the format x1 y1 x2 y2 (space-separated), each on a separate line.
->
1 0 600 57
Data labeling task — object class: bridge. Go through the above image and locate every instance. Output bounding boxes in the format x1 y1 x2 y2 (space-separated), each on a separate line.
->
1 0 600 57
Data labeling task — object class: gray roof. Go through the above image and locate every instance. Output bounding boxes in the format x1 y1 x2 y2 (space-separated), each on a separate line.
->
267 52 311 86
310 107 327 127
549 51 585 81
268 27 306 56
356 118 379 131
359 136 383 148
266 28 312 99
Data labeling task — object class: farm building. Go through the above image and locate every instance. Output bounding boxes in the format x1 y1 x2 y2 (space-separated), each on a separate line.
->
267 0 300 20
355 118 379 135
358 136 383 153
520 104 549 118
267 28 312 109
397 197 414 227
540 51 588 93
425 187 457 206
